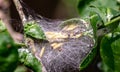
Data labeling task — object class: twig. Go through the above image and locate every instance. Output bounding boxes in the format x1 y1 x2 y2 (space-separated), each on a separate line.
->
13 0 27 23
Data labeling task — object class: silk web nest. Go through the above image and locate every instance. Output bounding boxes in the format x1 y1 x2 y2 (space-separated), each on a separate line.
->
19 1 95 72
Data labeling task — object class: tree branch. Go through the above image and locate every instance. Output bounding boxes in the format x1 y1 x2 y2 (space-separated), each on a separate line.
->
13 0 27 23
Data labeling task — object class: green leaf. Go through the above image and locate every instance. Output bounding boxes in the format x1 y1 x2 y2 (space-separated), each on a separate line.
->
91 0 118 10
0 31 18 72
79 13 103 70
78 0 95 15
114 23 120 32
90 12 103 38
100 62 112 72
24 21 46 40
18 48 42 72
78 0 119 23
80 47 97 70
100 32 120 72
105 9 120 26
0 20 6 32
79 13 99 70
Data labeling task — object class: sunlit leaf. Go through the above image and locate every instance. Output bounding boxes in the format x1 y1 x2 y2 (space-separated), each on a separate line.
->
18 48 42 72
24 21 46 40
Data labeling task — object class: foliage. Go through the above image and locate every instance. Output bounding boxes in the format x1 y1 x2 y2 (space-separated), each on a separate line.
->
0 21 42 72
18 48 42 72
0 22 18 72
24 21 46 40
100 32 120 72
0 20 6 32
78 0 120 72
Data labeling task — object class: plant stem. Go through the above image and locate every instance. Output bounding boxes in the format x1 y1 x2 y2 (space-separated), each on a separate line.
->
105 16 120 26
